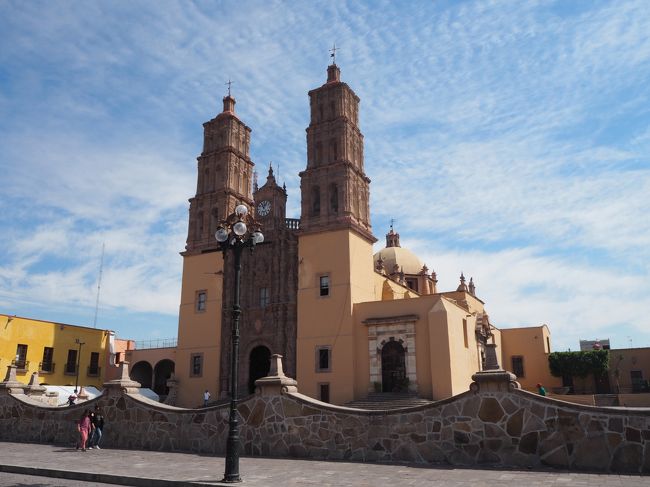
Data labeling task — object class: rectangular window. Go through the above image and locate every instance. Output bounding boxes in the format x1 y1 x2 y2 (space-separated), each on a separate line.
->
546 337 551 354
190 353 203 377
115 352 122 364
15 344 28 369
631 370 644 392
260 287 270 308
41 347 54 373
319 275 330 297
316 346 331 372
88 352 100 376
511 356 524 378
196 290 207 312
462 319 469 348
65 349 78 375
319 383 330 403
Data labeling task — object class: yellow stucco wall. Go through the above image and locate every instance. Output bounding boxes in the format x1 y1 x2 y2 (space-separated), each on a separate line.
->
175 251 224 407
0 314 109 388
499 325 560 392
297 229 376 404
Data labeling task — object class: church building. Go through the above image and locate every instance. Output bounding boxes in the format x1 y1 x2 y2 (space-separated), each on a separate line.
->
173 63 558 407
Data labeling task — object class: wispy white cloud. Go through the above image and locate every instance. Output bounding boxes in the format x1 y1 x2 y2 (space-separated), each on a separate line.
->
0 0 648 347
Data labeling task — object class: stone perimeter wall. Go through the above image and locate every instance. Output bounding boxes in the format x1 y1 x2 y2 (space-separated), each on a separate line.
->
1 367 650 473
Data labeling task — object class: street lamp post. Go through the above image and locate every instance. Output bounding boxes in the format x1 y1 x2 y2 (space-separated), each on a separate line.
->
215 204 264 483
74 338 85 394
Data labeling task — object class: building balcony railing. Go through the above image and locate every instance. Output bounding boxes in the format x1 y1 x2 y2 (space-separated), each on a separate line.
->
87 366 101 377
134 338 177 350
39 362 55 374
285 218 300 230
11 359 29 372
64 363 78 375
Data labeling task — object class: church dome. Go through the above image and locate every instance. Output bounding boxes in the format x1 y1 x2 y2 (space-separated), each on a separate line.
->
373 227 424 275
374 246 424 275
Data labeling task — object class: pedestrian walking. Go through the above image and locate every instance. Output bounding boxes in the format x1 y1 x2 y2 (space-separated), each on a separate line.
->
203 389 211 407
67 394 76 406
76 409 93 451
88 405 105 449
537 383 546 396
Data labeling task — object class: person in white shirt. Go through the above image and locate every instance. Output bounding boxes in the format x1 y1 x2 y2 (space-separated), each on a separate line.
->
203 389 211 407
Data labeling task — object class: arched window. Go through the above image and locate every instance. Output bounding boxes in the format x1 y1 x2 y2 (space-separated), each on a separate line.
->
210 207 219 235
311 186 320 216
329 183 338 213
196 211 204 239
203 168 210 193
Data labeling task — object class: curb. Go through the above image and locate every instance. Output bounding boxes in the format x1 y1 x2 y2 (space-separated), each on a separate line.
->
0 464 228 487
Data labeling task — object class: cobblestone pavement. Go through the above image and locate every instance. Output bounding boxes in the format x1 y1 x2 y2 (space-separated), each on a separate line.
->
0 471 118 487
1 442 650 487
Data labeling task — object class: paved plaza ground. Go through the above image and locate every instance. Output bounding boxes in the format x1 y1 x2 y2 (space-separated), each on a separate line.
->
1 442 650 487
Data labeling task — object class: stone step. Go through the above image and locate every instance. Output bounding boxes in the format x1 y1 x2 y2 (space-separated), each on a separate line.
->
345 393 433 410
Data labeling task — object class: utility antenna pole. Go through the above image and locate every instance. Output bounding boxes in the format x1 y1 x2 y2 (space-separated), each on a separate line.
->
93 243 105 328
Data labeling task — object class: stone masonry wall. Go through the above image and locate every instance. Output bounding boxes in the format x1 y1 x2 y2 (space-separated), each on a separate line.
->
1 363 650 473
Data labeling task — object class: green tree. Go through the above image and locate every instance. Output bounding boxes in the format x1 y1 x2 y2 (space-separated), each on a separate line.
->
548 350 610 393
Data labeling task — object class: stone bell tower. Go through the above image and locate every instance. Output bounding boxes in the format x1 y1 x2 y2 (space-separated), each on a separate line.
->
184 94 255 255
299 63 374 243
176 92 256 407
296 63 377 404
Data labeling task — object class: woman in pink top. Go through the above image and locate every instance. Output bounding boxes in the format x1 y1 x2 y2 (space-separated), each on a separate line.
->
77 409 93 451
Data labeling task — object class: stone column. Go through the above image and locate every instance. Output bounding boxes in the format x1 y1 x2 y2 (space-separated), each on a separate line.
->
0 365 26 395
254 355 298 396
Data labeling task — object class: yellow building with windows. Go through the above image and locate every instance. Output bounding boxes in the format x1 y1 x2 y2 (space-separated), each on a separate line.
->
0 313 117 389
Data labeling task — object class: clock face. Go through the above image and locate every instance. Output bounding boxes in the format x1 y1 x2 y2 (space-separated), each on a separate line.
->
257 200 271 217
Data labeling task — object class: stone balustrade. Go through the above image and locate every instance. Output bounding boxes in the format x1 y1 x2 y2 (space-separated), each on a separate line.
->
1 357 650 473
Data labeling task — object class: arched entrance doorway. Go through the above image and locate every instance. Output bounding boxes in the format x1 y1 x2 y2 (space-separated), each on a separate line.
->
130 361 153 389
381 341 407 392
248 346 271 394
153 359 175 397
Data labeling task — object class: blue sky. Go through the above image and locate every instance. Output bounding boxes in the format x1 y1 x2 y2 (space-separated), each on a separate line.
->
1 0 649 352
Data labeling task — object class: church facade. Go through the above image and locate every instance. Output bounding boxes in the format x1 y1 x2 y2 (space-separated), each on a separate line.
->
173 63 559 407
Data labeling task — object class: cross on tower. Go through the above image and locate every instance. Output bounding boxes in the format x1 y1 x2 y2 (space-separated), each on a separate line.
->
225 79 233 97
390 218 395 231
329 42 338 65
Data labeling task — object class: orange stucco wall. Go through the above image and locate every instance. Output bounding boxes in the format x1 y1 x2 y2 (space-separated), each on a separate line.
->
297 229 375 404
175 251 224 407
499 325 560 392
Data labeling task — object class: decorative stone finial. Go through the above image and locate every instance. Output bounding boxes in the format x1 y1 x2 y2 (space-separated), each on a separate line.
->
0 365 26 395
103 361 141 395
26 371 46 396
468 277 476 296
375 256 385 273
457 273 469 292
255 354 298 396
470 343 520 393
163 373 179 406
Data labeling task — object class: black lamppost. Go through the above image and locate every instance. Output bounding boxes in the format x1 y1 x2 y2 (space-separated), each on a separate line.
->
74 338 85 394
215 204 264 483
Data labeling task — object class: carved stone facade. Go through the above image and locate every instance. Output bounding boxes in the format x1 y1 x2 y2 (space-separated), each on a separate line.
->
364 315 418 394
219 167 299 396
